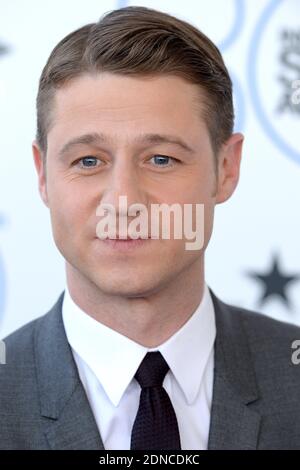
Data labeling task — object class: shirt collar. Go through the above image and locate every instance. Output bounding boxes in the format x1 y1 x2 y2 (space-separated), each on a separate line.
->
62 283 216 407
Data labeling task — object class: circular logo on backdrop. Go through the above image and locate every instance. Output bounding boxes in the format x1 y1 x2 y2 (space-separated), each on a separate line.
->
117 0 245 53
248 0 300 165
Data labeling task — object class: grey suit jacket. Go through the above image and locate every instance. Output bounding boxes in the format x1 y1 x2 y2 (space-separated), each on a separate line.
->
1 289 300 450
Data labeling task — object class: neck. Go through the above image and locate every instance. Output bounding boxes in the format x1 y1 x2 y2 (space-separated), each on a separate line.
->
65 259 205 348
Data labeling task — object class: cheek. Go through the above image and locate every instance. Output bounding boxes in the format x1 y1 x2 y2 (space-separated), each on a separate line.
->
47 183 88 250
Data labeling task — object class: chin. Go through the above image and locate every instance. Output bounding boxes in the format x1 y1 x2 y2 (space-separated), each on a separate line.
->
94 273 163 298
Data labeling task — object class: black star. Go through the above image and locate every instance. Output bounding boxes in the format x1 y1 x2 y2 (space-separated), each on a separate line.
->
247 253 300 308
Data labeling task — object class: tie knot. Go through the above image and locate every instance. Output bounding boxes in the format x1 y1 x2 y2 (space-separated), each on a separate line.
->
134 352 169 388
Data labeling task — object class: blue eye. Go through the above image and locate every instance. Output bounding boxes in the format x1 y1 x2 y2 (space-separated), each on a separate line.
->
151 155 175 166
78 156 100 168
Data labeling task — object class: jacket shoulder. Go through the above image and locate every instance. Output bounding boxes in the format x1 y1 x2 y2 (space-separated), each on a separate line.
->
228 301 300 339
2 314 44 361
0 314 47 407
219 298 300 392
0 302 61 450
1 291 65 368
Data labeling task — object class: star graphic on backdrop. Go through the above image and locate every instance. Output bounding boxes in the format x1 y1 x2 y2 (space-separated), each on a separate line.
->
247 253 300 308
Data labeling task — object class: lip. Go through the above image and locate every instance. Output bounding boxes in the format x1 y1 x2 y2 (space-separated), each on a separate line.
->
96 237 152 250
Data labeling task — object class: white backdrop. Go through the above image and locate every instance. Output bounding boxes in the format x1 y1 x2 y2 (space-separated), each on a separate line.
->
0 0 300 338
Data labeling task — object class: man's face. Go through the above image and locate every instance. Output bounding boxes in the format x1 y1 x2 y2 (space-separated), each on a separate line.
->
33 72 242 297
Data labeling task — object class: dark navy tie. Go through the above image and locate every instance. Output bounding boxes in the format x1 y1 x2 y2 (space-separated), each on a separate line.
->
130 351 181 450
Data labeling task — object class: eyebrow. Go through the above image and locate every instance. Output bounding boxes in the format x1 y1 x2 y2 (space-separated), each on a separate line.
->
58 131 195 159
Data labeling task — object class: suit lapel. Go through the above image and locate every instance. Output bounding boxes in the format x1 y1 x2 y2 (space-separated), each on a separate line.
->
34 291 104 450
207 289 261 450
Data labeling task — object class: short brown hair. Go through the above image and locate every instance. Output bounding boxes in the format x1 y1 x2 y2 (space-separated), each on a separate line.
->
36 6 234 157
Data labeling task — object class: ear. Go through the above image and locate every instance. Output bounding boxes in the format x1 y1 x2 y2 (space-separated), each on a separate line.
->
32 140 49 207
215 132 244 204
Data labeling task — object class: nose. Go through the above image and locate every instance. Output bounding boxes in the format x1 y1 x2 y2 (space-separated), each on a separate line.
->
99 156 147 218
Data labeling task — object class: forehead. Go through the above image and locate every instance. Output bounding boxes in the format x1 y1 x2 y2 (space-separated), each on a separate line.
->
48 72 209 146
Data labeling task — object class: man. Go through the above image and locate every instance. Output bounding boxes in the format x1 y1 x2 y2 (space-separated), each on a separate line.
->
1 6 300 450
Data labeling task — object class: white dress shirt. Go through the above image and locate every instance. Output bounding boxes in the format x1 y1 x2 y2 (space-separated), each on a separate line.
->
62 283 216 450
